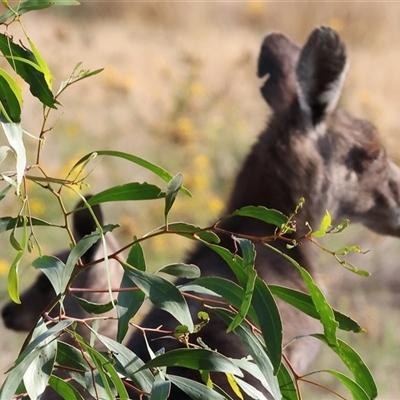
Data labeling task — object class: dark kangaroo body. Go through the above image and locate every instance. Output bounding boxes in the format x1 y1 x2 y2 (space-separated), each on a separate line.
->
127 27 400 398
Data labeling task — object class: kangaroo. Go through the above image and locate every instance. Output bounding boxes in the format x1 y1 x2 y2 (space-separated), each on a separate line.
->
1 200 123 399
125 27 400 399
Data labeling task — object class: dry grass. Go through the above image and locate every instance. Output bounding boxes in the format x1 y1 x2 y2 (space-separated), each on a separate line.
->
1 2 400 399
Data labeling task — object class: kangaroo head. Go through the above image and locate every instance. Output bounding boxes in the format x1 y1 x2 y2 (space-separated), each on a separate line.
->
1 200 104 332
252 26 400 236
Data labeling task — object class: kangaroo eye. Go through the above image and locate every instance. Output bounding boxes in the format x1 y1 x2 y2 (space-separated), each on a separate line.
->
363 149 380 165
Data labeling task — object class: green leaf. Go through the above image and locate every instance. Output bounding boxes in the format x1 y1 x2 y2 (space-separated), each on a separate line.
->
312 334 377 399
7 249 23 303
164 222 220 243
23 321 57 399
7 217 27 303
157 263 201 279
120 260 194 332
269 285 364 333
207 244 247 287
0 0 80 24
181 277 258 323
48 375 85 400
117 276 145 343
232 358 279 399
212 308 280 400
61 225 117 294
150 380 171 400
32 255 65 295
87 183 165 205
233 376 270 400
167 375 228 400
73 296 117 314
0 184 11 203
230 206 289 229
55 341 90 372
137 348 243 376
320 370 370 400
94 333 155 393
276 363 298 400
27 36 52 89
339 260 371 277
312 209 332 237
164 173 183 219
0 68 22 122
1 320 74 399
117 241 146 342
79 344 121 400
72 150 191 196
265 243 339 346
227 238 256 333
328 219 350 234
0 33 56 107
0 216 53 233
1 121 25 193
252 278 282 375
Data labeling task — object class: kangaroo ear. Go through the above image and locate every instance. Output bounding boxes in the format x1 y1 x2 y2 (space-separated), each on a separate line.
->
296 26 347 126
72 196 104 262
258 33 301 111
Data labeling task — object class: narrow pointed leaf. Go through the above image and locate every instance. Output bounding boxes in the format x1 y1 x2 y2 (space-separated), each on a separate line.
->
181 277 258 322
0 33 55 107
120 260 193 332
212 308 280 400
23 322 57 399
94 333 154 393
117 273 145 343
0 216 53 233
230 206 289 229
321 370 370 400
269 285 363 333
73 150 191 195
227 238 256 332
150 380 171 400
0 69 22 122
1 320 73 399
1 121 25 193
87 183 165 205
266 243 339 346
137 348 242 376
167 375 227 400
165 222 220 243
165 173 183 218
117 241 146 342
48 375 85 400
32 255 65 295
312 334 377 399
157 263 201 279
252 278 282 374
0 0 79 24
277 363 298 400
73 296 117 314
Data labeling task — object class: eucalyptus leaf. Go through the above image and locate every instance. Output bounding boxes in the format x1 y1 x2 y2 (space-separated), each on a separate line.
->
230 206 289 229
72 150 191 196
137 348 243 377
120 260 193 332
167 374 228 400
87 182 165 205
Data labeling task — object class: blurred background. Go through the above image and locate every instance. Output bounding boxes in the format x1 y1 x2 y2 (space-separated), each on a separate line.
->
1 1 400 398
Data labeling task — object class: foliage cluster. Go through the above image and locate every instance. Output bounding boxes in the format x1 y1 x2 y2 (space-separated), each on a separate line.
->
0 2 377 399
